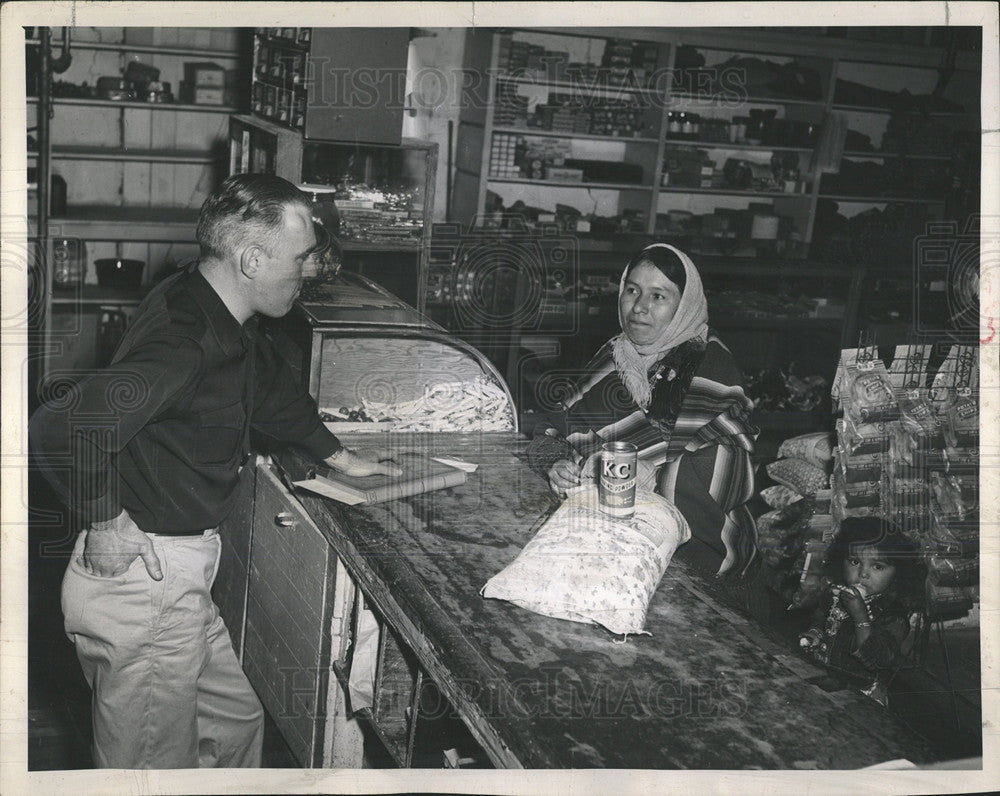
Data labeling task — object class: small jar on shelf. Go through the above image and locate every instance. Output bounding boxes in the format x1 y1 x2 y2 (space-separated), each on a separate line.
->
702 118 728 144
667 111 681 137
745 109 776 145
255 44 270 78
679 112 693 138
732 116 749 144
271 53 287 87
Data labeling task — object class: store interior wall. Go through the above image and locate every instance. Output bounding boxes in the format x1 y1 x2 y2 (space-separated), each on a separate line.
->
403 28 466 223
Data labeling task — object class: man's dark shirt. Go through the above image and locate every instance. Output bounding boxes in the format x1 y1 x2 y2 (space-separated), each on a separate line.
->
30 266 340 533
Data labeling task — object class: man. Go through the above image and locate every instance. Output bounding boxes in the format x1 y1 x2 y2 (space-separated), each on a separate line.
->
29 173 398 769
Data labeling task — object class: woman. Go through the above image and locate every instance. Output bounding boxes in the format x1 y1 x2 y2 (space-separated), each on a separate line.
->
533 243 759 578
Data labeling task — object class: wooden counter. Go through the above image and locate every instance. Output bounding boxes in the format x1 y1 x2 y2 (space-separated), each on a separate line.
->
226 432 938 769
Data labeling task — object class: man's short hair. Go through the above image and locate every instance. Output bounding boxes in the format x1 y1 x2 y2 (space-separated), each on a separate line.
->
196 174 311 260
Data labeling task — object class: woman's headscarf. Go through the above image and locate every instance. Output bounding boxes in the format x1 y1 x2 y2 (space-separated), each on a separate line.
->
611 243 709 409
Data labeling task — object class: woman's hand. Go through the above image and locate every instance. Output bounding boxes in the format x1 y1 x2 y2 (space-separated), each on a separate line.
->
547 450 656 497
547 457 583 495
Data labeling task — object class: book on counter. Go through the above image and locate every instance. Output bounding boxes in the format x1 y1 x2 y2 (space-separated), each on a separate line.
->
293 451 472 505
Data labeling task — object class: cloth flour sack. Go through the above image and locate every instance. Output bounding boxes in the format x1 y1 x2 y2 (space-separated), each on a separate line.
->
766 457 830 497
481 485 690 636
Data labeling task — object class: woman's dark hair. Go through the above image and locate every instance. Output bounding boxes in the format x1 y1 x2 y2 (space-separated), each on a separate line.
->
624 245 687 294
823 517 926 610
196 173 311 260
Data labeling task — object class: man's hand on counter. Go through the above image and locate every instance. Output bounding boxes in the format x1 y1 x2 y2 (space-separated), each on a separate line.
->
324 447 403 477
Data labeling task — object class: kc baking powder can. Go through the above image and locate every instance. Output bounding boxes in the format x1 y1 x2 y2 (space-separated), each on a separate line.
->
598 441 638 517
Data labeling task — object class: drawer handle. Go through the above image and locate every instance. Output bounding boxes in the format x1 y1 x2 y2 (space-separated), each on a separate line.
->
274 512 297 528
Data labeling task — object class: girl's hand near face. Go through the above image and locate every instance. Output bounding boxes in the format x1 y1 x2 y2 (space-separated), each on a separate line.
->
837 583 874 652
838 585 870 622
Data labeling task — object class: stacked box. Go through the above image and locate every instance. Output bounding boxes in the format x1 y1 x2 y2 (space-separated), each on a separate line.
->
525 45 548 81
544 167 584 182
488 133 523 178
524 137 571 163
503 40 532 75
603 39 658 87
499 35 657 88
494 97 530 128
251 30 312 127
545 98 642 136
493 79 529 127
502 39 561 80
662 145 711 188
181 61 226 105
590 102 643 137
330 184 423 243
545 51 569 82
545 107 578 133
184 62 225 87
495 33 513 71
573 112 593 134
637 43 660 76
565 63 603 84
603 39 635 85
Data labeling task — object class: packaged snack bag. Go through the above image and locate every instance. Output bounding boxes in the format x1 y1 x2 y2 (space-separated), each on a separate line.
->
843 360 899 424
836 416 891 455
777 432 835 469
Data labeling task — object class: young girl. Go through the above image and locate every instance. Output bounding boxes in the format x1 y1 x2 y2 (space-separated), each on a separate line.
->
799 517 926 705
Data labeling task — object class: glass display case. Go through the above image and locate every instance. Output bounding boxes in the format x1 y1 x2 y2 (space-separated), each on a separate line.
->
266 271 517 434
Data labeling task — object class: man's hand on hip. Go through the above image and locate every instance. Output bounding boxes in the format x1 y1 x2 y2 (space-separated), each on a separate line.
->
83 509 163 580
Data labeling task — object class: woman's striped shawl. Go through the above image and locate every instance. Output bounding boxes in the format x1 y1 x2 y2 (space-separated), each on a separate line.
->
564 335 757 464
563 334 759 575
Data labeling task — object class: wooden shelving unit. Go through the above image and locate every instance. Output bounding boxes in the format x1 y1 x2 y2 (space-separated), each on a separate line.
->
453 27 977 250
444 26 980 429
48 146 217 164
27 36 245 60
32 206 199 241
28 27 249 381
28 95 239 113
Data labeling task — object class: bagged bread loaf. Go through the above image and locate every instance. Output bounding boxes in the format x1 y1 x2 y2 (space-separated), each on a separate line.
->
776 432 834 469
836 417 891 455
844 362 899 423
